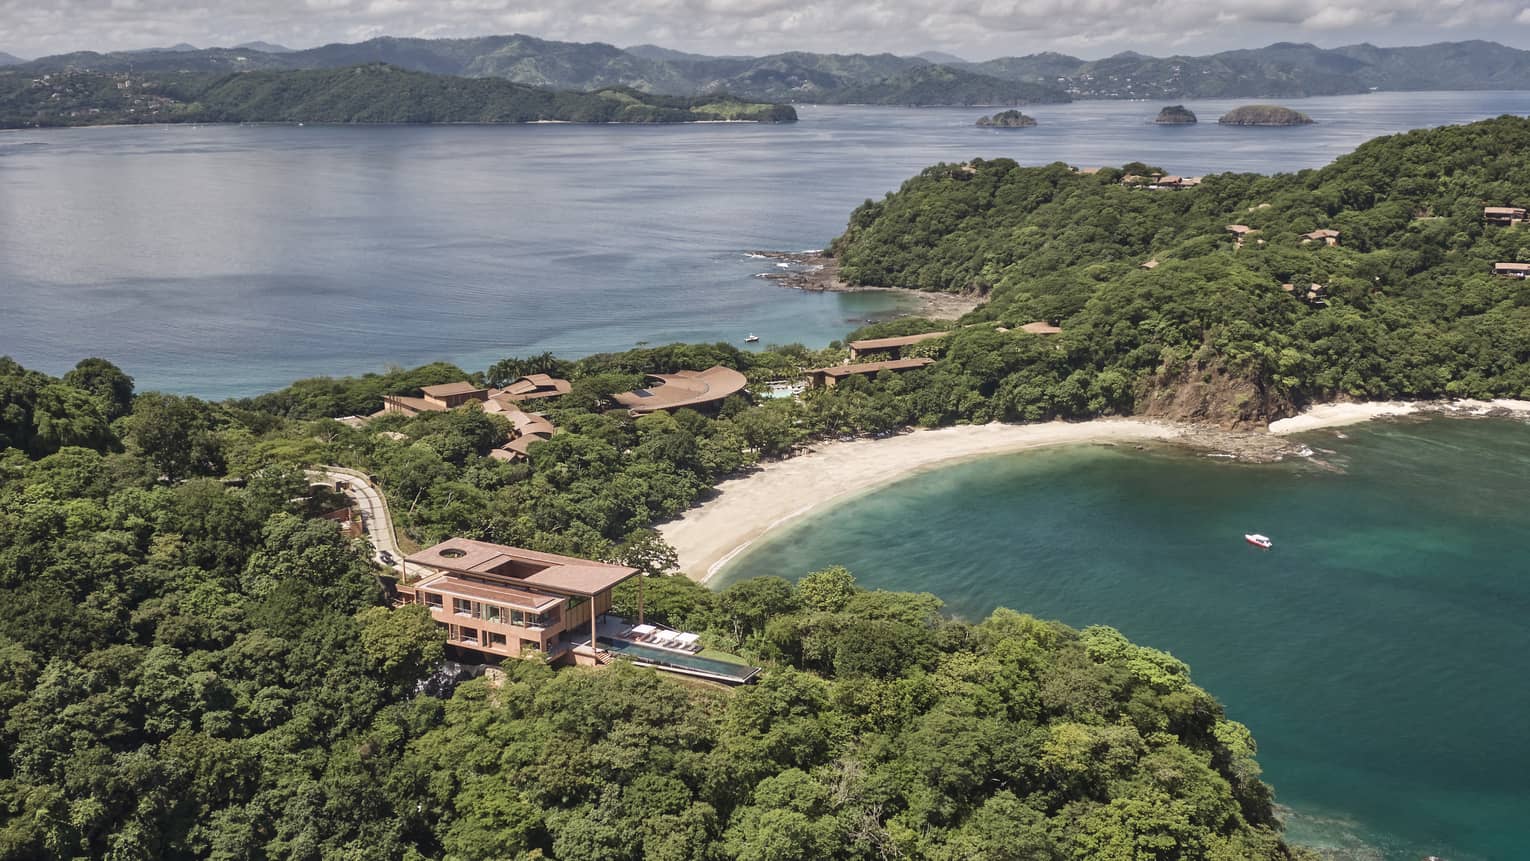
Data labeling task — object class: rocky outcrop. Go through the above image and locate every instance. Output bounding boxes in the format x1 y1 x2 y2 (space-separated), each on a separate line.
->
1154 105 1197 124
1217 105 1314 126
976 109 1037 128
1135 355 1295 431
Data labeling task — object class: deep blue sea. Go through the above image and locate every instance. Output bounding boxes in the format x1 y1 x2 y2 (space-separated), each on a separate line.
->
3 90 1530 398
718 417 1530 861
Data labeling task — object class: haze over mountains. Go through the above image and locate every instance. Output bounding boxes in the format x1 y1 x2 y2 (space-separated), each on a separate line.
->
11 35 1530 104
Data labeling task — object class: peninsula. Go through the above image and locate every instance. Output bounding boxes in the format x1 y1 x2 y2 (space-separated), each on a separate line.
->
1218 104 1314 125
0 63 797 128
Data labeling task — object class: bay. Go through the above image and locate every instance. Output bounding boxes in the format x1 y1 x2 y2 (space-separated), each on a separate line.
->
716 416 1530 861
3 90 1530 398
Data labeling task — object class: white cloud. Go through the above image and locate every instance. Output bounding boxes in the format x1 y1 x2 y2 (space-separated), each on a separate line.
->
3 0 1530 61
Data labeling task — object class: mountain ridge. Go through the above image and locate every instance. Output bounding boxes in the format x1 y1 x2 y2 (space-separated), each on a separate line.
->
15 35 1530 104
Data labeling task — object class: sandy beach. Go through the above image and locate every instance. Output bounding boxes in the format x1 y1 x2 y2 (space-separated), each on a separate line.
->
662 399 1530 582
660 419 1182 581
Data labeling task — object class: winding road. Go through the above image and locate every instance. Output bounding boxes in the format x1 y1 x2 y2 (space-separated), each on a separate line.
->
311 466 402 571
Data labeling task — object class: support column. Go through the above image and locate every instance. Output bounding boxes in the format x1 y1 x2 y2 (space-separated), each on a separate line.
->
590 610 598 652
638 575 645 626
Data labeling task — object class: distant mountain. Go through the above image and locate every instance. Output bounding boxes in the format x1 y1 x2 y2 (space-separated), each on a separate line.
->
19 35 1530 104
0 51 25 67
0 63 797 128
961 40 1530 98
15 34 1068 105
916 50 968 64
234 41 294 54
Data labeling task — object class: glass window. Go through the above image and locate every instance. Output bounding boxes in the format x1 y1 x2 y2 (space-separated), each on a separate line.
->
487 632 506 646
423 592 443 608
453 598 472 616
458 626 478 645
482 604 501 623
510 609 524 627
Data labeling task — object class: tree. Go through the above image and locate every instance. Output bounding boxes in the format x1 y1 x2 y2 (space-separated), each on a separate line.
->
120 392 224 481
63 358 135 421
357 604 445 689
795 566 857 612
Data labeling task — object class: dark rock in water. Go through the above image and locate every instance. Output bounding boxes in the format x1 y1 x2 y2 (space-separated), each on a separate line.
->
976 109 1037 128
1218 104 1314 126
1154 104 1197 124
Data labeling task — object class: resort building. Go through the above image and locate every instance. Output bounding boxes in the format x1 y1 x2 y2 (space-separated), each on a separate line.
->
396 538 642 664
1494 262 1530 278
487 408 558 462
613 366 748 414
381 381 489 416
847 330 950 360
1302 229 1341 246
1141 258 1160 270
1484 206 1526 225
496 374 572 402
1019 321 1063 335
806 357 934 388
1226 224 1256 249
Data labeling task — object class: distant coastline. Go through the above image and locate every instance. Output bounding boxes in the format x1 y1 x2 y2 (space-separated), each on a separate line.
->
661 400 1530 581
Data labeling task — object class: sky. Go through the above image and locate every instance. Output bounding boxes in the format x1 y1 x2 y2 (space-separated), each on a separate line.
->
4 0 1530 61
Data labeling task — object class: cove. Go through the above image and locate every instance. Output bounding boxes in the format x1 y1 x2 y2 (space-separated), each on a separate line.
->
715 417 1530 861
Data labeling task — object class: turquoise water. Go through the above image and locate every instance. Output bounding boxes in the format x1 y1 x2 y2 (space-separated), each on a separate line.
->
5 90 1530 398
716 417 1530 861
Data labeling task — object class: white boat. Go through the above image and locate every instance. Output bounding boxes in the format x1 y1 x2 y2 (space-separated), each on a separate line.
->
744 333 760 343
1244 533 1272 549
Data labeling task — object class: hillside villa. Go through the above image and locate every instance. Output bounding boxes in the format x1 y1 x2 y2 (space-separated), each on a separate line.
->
806 357 935 388
613 366 748 414
396 538 642 665
848 330 950 360
1494 262 1530 278
380 375 571 418
497 374 572 401
1303 228 1341 246
393 538 760 683
1484 206 1526 225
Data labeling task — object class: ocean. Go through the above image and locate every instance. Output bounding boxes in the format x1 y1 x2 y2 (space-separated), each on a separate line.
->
3 90 1530 398
716 416 1530 861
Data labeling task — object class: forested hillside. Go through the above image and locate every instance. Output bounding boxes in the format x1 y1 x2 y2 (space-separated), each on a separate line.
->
21 35 1530 103
0 355 1312 858
0 64 796 128
830 116 1530 426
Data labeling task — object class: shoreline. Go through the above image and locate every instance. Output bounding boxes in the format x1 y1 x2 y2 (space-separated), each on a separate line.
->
750 250 985 320
661 399 1530 583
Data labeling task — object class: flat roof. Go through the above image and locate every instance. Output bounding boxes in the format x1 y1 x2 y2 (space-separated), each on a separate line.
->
499 375 572 398
848 330 950 351
415 573 563 611
406 537 638 597
1496 262 1530 271
421 381 485 397
809 357 935 377
612 366 747 413
384 395 447 412
1484 206 1525 214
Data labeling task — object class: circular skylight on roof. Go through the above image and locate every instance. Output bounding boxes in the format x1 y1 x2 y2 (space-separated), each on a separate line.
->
440 548 467 559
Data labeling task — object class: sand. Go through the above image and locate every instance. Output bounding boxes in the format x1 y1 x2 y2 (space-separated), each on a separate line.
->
659 419 1181 581
662 399 1530 582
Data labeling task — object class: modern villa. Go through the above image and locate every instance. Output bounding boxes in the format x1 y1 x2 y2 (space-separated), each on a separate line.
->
613 366 748 414
497 374 572 401
381 382 489 416
1303 228 1341 246
396 537 642 664
1494 262 1530 278
1484 206 1526 225
806 357 935 388
848 330 950 360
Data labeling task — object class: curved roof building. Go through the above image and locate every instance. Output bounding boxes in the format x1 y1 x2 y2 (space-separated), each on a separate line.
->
613 366 748 414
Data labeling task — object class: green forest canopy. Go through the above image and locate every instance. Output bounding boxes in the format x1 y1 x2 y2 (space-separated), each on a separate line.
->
830 116 1530 425
0 356 1310 859
0 64 797 128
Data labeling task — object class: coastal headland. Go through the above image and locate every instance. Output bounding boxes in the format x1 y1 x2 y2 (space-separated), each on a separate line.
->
661 400 1530 581
751 250 985 319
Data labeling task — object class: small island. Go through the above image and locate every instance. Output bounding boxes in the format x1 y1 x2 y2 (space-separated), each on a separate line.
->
1154 105 1197 124
976 109 1037 128
1217 104 1314 126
